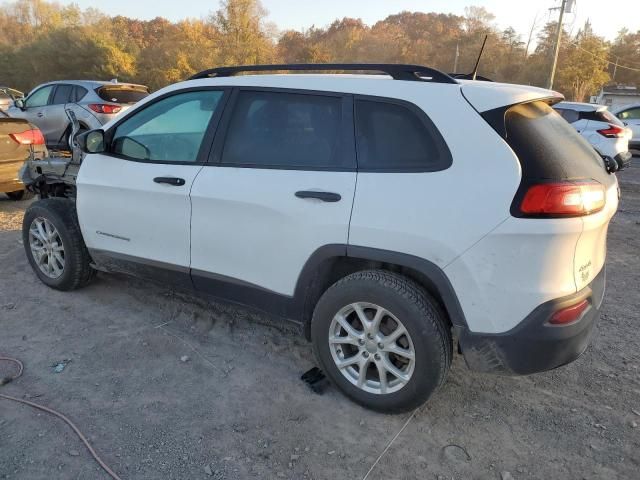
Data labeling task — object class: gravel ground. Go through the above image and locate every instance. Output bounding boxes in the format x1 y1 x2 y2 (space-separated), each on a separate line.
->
1 160 639 480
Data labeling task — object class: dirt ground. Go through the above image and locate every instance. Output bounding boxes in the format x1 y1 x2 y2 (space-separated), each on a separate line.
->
1 161 639 480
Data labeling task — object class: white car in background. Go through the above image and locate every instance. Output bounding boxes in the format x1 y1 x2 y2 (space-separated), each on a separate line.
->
554 101 632 170
613 103 640 153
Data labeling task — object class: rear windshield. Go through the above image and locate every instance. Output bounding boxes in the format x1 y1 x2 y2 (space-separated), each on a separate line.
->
96 87 149 104
503 101 608 183
595 109 624 127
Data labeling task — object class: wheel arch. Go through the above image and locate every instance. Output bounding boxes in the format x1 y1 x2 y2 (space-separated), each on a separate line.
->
295 245 468 339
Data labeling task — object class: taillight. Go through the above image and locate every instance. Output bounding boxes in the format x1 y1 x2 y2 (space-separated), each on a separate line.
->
9 129 45 145
520 181 606 217
88 103 121 114
597 124 625 138
549 299 589 325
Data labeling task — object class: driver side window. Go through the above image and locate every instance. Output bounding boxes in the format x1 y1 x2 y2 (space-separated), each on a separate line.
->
111 90 224 162
25 85 54 108
619 108 640 120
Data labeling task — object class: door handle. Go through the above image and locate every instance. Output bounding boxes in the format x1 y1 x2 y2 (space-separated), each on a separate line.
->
295 190 341 202
154 177 186 186
37 112 44 117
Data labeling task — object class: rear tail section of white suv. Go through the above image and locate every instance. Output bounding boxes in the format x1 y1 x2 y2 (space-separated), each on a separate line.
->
449 82 618 374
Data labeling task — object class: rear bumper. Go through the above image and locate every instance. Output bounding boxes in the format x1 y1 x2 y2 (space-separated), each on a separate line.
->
459 266 606 375
0 160 25 193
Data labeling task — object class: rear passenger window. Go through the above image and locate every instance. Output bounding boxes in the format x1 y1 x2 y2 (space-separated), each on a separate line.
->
221 91 345 169
51 84 73 105
554 108 580 123
355 99 451 171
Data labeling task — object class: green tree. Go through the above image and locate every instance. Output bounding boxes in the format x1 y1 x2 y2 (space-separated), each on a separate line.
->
212 0 276 65
555 24 610 101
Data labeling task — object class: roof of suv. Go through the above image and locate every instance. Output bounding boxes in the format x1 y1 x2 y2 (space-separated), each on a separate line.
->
33 80 148 90
173 73 561 114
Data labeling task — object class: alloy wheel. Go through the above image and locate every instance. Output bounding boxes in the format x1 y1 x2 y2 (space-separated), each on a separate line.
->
328 302 416 394
29 217 65 279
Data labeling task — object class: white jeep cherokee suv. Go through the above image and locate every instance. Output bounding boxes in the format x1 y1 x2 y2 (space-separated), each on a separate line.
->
21 64 619 412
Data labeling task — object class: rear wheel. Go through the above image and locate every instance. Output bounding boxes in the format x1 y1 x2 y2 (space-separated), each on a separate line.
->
311 270 452 412
22 198 95 290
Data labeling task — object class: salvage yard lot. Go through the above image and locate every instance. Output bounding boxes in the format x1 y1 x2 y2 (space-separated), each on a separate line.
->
1 163 640 480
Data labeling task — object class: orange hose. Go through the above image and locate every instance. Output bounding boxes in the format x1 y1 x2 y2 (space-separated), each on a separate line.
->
0 357 123 480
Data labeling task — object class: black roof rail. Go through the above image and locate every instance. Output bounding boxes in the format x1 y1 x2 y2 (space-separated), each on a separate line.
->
188 63 458 84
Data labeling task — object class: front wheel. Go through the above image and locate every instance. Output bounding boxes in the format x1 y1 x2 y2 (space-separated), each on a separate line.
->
311 270 452 413
22 198 95 290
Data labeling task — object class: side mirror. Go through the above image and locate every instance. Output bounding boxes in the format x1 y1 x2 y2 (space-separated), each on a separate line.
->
77 130 105 154
14 99 25 110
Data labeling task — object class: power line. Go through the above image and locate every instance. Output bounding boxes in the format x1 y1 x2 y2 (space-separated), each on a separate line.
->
567 39 640 73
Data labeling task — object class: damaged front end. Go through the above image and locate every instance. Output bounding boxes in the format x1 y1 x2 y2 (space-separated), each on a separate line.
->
19 109 83 199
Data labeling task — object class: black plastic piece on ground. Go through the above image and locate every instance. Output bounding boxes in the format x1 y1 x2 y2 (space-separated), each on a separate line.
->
301 367 329 395
189 64 458 84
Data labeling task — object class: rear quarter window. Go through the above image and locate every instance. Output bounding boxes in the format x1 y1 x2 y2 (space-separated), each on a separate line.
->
354 98 452 172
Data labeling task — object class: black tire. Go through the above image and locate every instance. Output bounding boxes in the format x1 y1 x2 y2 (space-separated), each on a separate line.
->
6 190 33 201
22 198 96 291
311 270 452 413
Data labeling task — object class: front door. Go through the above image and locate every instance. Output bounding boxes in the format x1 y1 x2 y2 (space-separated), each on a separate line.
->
76 88 228 283
618 106 640 143
190 88 357 305
9 85 58 144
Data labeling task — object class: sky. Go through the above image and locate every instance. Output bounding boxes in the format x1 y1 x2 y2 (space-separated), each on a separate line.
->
58 0 640 41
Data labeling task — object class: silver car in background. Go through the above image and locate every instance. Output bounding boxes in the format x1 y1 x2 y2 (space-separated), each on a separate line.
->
7 80 149 149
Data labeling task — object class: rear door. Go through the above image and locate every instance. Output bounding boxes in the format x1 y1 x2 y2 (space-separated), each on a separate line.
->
47 84 75 147
190 88 356 299
76 88 228 283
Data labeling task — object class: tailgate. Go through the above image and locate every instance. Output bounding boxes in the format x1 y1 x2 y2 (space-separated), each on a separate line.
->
574 179 619 290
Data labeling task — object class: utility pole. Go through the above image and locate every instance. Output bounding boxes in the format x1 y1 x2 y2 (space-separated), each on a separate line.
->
547 0 568 90
453 42 460 73
524 13 539 59
612 56 619 80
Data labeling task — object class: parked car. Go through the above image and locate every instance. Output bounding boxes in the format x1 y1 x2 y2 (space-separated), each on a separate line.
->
554 101 632 170
6 80 149 150
613 103 640 152
1 117 46 200
0 86 23 112
20 64 619 412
